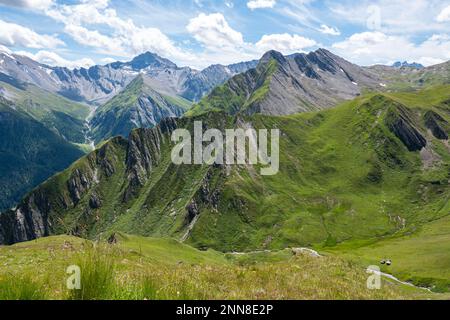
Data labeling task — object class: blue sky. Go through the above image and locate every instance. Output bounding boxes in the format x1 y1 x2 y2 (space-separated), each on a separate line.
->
0 0 450 69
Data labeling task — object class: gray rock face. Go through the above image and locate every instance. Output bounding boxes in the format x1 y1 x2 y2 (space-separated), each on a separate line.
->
424 110 449 140
385 106 427 152
255 49 383 114
182 60 258 101
0 136 128 245
123 117 178 200
0 52 132 105
195 49 385 116
0 116 182 245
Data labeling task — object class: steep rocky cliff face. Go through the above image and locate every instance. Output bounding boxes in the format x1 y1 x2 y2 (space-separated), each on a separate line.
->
0 136 128 244
0 114 228 245
189 49 384 117
385 103 427 152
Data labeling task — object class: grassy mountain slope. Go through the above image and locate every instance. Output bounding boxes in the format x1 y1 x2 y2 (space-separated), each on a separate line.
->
0 98 84 211
187 87 449 251
0 79 90 144
187 58 279 116
90 75 192 144
0 234 440 300
1 86 448 290
324 214 450 292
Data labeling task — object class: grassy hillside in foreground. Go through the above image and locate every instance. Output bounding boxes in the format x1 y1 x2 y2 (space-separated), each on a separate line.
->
0 235 444 300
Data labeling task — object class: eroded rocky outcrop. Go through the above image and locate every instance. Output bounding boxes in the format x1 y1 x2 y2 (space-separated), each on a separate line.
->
424 110 449 140
180 166 223 241
0 136 127 244
385 105 427 151
123 117 178 201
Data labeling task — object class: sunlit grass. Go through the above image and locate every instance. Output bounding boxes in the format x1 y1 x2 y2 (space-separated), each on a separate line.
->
0 274 47 300
1 235 444 300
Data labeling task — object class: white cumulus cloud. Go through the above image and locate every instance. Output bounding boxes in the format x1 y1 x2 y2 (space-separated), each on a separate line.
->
247 0 276 10
187 13 244 50
437 5 450 22
100 57 116 64
256 33 316 54
16 50 95 69
185 13 317 68
0 19 64 49
318 24 341 36
332 31 450 66
44 0 194 65
63 24 123 55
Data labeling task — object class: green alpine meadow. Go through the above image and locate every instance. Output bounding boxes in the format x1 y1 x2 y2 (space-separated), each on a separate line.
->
0 0 449 303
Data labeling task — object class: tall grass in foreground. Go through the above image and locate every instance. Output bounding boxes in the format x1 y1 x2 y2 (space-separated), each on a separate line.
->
68 243 116 300
64 242 209 300
63 253 406 300
1 236 433 300
0 275 47 300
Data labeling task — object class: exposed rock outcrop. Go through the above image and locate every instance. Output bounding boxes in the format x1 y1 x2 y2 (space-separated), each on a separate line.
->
0 136 127 245
123 117 178 201
385 105 427 151
191 48 384 117
424 110 449 140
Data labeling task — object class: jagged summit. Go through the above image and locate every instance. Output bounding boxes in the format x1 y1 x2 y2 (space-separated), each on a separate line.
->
0 49 257 105
111 51 178 71
260 50 287 65
89 73 191 143
392 61 424 69
190 47 383 116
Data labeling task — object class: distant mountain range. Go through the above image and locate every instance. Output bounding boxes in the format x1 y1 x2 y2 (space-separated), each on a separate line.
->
0 50 257 105
392 61 424 69
0 50 259 210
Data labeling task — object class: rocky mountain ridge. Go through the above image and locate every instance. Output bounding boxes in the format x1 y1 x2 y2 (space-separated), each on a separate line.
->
0 50 257 105
190 48 386 116
1 88 448 248
90 75 191 143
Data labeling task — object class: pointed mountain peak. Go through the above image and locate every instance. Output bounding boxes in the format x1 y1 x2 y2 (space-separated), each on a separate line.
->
392 61 424 69
129 51 177 70
260 50 286 65
315 48 332 55
309 48 340 61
